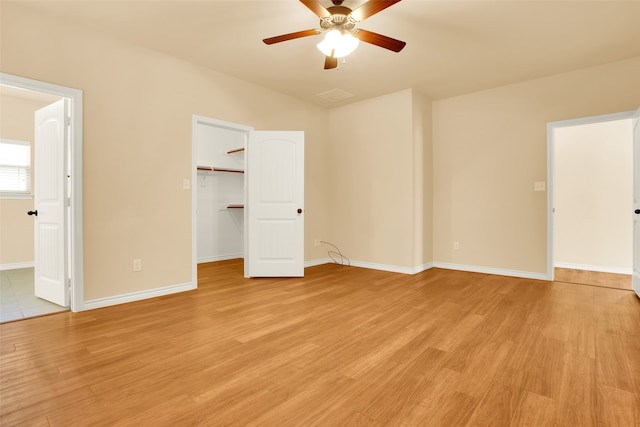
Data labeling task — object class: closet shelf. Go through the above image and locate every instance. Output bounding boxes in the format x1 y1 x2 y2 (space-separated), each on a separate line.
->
227 147 245 154
197 166 244 173
214 168 244 173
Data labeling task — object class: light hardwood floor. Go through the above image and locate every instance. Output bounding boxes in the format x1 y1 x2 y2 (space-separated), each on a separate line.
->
554 267 632 291
1 259 639 426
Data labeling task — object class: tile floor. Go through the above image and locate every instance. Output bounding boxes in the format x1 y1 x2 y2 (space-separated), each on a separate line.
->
0 268 67 322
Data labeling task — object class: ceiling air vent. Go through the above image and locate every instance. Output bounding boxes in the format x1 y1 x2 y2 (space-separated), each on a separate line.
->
316 88 354 103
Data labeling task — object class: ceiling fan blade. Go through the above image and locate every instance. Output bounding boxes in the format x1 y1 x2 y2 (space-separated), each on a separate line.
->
300 0 332 18
353 29 406 52
350 0 402 22
324 55 338 70
263 29 320 45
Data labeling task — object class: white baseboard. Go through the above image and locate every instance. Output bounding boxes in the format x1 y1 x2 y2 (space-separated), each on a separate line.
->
320 259 542 280
412 263 435 274
79 260 553 312
554 262 632 275
304 258 331 268
343 260 434 275
305 259 434 275
198 257 333 269
433 262 548 281
0 261 34 271
82 282 196 311
197 253 243 264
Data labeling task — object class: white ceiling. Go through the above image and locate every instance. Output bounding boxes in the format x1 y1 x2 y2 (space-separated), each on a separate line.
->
13 0 640 107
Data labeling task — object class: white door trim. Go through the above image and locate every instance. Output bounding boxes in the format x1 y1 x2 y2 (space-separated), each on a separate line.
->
546 109 637 281
1 73 84 312
191 115 253 286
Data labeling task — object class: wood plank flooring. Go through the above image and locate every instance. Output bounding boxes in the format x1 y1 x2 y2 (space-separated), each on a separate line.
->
554 268 632 291
1 259 639 426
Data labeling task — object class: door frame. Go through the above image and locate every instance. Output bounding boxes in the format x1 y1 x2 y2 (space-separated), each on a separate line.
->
1 73 84 311
546 109 637 281
191 115 253 285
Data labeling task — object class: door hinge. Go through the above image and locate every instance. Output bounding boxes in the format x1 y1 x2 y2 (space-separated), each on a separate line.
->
65 116 71 127
67 197 71 207
67 278 72 288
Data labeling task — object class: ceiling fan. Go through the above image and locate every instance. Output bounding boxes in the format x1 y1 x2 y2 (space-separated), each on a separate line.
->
263 0 406 70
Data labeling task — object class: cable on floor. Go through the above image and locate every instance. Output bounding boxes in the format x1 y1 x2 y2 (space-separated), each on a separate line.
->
320 240 351 267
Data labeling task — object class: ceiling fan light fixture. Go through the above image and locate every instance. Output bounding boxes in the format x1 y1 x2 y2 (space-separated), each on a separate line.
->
317 29 359 58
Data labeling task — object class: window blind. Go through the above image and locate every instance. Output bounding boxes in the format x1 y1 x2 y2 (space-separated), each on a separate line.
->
0 139 31 194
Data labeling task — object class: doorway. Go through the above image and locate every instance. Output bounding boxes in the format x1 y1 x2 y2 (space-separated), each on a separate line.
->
192 115 251 284
0 87 67 321
547 111 635 290
191 115 305 282
0 73 84 314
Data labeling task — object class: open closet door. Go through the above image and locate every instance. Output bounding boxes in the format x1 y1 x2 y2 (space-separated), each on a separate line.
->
633 108 640 298
34 99 68 306
246 131 304 277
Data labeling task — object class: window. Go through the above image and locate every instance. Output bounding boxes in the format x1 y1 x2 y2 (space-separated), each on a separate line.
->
0 138 31 197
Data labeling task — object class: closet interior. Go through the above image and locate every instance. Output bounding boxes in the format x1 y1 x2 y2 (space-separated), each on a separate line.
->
196 122 247 264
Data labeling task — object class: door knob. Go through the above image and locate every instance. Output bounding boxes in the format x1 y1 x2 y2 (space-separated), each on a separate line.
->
635 209 640 214
297 208 302 214
27 210 38 216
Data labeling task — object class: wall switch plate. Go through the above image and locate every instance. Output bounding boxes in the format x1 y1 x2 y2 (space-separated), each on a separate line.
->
183 179 191 190
453 242 460 250
133 259 142 272
534 181 546 192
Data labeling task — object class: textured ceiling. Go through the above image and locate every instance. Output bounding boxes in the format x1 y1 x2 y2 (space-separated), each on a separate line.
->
9 0 640 107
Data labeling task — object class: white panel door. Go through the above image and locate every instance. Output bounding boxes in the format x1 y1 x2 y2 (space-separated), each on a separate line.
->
247 131 304 277
633 108 640 298
33 99 68 306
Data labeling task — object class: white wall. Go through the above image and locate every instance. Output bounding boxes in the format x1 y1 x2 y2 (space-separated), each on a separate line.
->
554 119 633 273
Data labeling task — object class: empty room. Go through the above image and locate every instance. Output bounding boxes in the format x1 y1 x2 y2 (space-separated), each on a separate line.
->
1 0 639 425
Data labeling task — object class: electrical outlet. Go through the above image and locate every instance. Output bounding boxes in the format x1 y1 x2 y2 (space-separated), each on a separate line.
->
534 181 545 192
314 239 321 247
453 242 460 250
133 259 142 272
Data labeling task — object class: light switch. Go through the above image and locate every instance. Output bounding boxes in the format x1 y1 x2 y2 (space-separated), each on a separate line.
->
534 181 546 192
183 179 190 190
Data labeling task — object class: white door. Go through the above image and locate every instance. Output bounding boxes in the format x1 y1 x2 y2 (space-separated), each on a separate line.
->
633 108 640 297
33 99 68 306
246 131 304 277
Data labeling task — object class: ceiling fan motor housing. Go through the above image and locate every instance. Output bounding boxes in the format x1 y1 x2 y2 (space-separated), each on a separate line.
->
322 6 357 31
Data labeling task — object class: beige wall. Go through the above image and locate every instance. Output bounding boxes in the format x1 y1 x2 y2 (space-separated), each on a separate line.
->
417 92 433 267
433 56 640 274
0 93 57 265
554 119 632 271
327 89 432 270
3 2 639 304
1 4 330 300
